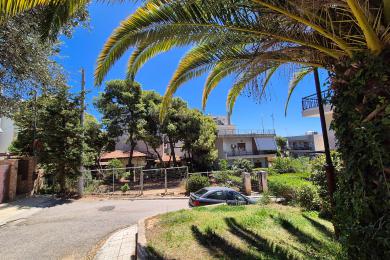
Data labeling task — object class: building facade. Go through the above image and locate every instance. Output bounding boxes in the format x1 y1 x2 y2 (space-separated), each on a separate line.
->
213 116 277 168
286 131 325 157
0 117 16 154
301 90 336 150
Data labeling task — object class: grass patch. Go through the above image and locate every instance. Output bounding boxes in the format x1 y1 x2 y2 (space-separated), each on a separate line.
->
145 204 344 259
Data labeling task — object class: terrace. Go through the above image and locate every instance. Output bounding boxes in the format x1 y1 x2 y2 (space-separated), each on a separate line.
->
301 89 333 111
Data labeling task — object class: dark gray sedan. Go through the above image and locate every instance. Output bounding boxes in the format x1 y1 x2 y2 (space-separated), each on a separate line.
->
189 187 256 207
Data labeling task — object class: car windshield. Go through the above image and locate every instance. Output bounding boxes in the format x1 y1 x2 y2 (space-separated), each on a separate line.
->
194 188 208 196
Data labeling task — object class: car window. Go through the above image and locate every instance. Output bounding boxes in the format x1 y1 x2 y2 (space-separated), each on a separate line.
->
194 188 208 196
207 191 226 200
227 191 246 201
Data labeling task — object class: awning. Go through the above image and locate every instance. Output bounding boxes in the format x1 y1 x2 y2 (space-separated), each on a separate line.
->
255 137 277 151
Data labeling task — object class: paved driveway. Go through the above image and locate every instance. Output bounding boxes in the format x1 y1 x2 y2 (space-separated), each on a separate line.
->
0 197 188 260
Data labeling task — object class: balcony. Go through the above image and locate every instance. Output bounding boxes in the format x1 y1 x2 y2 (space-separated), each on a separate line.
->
218 129 275 136
226 151 258 157
302 89 333 111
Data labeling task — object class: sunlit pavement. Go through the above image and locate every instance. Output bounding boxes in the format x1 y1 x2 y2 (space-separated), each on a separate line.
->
0 197 188 260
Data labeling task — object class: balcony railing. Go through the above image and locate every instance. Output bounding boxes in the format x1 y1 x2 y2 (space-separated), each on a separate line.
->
302 89 333 111
218 129 275 136
226 151 258 157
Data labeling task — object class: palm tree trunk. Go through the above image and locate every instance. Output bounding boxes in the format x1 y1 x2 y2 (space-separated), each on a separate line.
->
168 137 177 166
331 51 390 258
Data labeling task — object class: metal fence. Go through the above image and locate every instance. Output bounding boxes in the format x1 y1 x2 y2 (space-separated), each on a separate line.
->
82 167 143 195
82 166 188 196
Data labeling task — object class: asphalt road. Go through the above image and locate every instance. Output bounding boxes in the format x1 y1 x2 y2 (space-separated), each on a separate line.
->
0 198 188 260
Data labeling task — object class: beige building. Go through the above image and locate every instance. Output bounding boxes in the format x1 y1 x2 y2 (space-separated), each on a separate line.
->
0 117 16 154
286 131 325 157
301 91 336 150
213 116 277 168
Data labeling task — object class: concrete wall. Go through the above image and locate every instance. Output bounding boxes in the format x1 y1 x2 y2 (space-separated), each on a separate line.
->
0 117 16 153
221 136 254 155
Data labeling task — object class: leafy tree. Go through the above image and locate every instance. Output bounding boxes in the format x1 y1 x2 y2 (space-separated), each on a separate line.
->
82 113 108 168
95 80 146 166
94 1 390 256
141 90 164 164
181 109 218 171
0 7 88 116
11 86 83 193
275 136 287 156
160 97 188 166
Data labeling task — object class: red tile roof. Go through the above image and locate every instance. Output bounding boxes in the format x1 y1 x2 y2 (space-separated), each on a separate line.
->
155 154 181 163
100 150 146 160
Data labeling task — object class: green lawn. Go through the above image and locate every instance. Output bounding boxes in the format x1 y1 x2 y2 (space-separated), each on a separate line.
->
268 172 313 200
145 204 344 260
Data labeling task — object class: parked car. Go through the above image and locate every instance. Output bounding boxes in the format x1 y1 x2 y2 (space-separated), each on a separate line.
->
189 187 256 207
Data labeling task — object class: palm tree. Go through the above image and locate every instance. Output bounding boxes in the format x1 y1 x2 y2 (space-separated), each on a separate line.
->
95 1 389 257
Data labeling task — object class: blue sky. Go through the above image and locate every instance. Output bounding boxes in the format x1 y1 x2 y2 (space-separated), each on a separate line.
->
59 2 328 137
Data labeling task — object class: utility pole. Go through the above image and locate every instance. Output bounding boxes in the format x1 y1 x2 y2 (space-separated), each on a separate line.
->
313 68 336 202
78 68 86 197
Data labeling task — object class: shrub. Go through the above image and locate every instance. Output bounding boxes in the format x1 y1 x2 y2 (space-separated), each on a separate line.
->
213 171 242 189
310 152 343 217
218 159 229 171
296 185 321 211
232 159 254 172
120 183 129 193
271 157 310 173
258 191 272 205
107 159 126 179
186 175 210 193
84 180 103 194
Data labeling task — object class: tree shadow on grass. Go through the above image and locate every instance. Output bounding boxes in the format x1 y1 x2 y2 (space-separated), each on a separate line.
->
191 225 258 259
270 215 322 251
302 215 334 239
225 217 299 260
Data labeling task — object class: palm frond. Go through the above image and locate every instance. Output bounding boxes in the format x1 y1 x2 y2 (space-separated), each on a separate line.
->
284 67 313 115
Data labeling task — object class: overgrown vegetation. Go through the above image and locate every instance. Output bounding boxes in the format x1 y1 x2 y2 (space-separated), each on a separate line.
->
271 157 310 174
146 204 344 259
186 175 210 193
231 159 254 173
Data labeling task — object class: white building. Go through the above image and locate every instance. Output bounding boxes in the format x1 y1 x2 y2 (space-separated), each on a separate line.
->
301 91 336 150
213 116 277 168
286 131 325 157
0 117 16 154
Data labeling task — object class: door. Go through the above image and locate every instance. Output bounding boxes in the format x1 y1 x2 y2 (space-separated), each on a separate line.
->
226 190 248 206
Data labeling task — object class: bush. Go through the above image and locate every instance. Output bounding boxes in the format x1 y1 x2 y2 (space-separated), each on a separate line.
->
186 175 210 193
107 159 126 179
296 185 321 211
218 159 229 171
271 157 310 173
213 171 242 189
258 191 272 205
310 152 342 217
121 183 129 193
232 159 254 172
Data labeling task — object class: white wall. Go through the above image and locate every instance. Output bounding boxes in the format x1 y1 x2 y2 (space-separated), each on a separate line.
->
0 117 16 153
222 137 253 154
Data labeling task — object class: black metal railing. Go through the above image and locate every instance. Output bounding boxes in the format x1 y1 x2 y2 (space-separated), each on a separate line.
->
302 89 333 111
226 151 258 157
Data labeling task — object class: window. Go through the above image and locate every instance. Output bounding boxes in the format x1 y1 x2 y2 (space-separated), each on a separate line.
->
227 191 247 202
207 191 226 200
237 143 246 151
195 188 208 196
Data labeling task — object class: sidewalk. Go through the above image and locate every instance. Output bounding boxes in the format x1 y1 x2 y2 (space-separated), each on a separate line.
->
0 196 59 226
94 225 137 260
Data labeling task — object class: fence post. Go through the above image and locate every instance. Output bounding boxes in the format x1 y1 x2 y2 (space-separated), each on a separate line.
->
242 172 252 196
164 168 168 194
259 171 268 193
140 170 144 195
112 169 115 193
